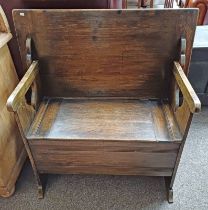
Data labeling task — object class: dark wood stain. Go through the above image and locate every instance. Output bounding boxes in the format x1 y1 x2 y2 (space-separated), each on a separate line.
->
7 9 200 202
27 97 182 141
29 139 180 176
13 9 198 98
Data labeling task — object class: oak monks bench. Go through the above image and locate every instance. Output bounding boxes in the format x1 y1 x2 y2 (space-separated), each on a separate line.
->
7 8 200 203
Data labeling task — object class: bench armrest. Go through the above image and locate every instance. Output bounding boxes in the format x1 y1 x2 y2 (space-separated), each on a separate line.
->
170 62 201 136
173 62 201 113
7 61 39 112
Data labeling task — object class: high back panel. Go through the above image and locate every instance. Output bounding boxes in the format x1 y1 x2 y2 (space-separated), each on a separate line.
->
13 9 197 98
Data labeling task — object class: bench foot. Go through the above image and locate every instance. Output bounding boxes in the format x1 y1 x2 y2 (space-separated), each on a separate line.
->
37 174 47 199
164 176 174 203
38 185 44 199
167 188 173 203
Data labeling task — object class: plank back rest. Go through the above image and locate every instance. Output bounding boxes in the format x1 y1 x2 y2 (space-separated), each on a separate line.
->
13 9 198 98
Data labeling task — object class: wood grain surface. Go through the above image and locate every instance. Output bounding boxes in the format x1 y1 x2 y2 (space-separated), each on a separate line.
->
27 98 182 141
8 9 199 199
29 139 180 176
0 6 26 197
7 61 39 112
13 9 198 98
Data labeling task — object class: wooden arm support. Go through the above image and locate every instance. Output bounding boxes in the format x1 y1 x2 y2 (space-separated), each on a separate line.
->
173 62 201 113
7 61 39 112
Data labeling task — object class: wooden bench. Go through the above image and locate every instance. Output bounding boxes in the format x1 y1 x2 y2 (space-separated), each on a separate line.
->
7 9 200 202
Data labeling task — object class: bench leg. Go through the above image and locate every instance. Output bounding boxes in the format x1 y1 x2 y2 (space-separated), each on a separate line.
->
167 188 173 203
14 114 47 198
20 139 46 198
38 185 44 199
164 176 173 203
35 173 47 199
33 170 43 199
22 143 46 198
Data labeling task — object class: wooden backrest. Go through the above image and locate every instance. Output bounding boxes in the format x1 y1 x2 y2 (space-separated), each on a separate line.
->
13 9 197 98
